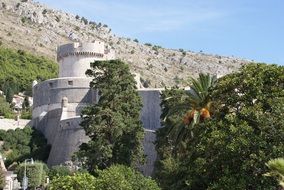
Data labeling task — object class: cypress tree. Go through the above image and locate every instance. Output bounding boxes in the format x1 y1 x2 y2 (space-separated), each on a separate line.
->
76 60 144 172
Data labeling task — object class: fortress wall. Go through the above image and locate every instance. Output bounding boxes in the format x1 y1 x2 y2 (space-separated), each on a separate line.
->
33 78 94 107
34 108 62 144
47 117 89 166
138 89 162 176
33 86 163 176
139 89 162 131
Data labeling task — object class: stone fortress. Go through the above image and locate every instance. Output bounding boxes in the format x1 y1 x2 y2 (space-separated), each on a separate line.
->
32 41 163 175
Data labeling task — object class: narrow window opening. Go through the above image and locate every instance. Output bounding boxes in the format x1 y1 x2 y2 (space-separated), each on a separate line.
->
68 81 73 86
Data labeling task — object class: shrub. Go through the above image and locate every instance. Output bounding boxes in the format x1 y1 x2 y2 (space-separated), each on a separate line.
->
48 165 71 180
0 95 14 118
133 39 139 43
96 165 160 190
81 17 88 25
48 165 160 190
42 9 47 15
49 173 95 190
16 162 48 189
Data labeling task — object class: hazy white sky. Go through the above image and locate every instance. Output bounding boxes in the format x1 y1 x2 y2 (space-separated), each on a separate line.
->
38 0 284 65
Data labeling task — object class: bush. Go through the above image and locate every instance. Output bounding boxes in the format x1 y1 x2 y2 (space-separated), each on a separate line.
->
48 165 71 180
48 172 96 190
96 165 160 190
0 95 14 118
48 165 160 190
16 161 48 189
42 9 47 15
21 108 32 119
81 17 88 25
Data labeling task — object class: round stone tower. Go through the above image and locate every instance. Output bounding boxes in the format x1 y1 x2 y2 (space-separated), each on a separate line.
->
57 42 113 78
32 41 114 166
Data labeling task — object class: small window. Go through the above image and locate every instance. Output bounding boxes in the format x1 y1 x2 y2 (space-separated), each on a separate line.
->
49 82 53 88
68 81 73 86
66 122 70 127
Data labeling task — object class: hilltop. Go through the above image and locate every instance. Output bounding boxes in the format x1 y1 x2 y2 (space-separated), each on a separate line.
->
0 0 251 87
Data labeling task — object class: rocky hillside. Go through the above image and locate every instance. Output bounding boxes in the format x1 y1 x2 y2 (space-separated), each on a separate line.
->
0 0 251 87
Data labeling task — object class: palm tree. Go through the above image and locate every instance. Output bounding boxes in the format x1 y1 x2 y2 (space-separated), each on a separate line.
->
265 158 284 189
183 73 217 125
163 73 217 144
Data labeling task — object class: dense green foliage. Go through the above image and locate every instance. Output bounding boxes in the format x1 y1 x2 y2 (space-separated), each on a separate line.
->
16 161 48 189
155 63 284 189
48 165 160 190
95 165 160 190
0 47 58 96
265 158 284 188
76 60 144 172
0 127 51 166
48 172 96 190
0 95 14 118
48 165 72 180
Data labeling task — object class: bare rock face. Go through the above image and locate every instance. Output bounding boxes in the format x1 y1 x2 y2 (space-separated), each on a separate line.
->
0 0 252 87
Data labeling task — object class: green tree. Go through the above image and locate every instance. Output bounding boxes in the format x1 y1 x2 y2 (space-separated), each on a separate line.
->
76 60 144 173
155 63 284 189
5 87 13 104
48 173 96 190
48 165 160 190
0 127 50 166
96 165 160 190
265 158 284 188
22 96 30 110
0 95 14 118
48 165 71 180
16 161 48 189
162 73 217 145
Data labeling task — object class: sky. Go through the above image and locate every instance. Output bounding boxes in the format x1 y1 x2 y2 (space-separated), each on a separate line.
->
37 0 284 65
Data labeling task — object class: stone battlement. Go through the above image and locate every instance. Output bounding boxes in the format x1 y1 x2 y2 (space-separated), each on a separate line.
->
57 42 105 61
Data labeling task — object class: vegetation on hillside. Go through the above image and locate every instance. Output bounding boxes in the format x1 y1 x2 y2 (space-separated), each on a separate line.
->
155 63 284 189
0 127 51 166
0 47 58 96
75 60 145 173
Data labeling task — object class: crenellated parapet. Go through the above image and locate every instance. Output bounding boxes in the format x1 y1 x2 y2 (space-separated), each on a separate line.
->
57 42 115 78
57 42 105 61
